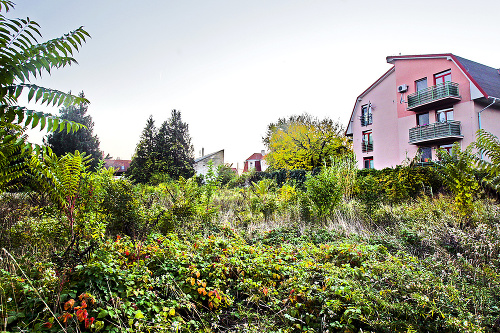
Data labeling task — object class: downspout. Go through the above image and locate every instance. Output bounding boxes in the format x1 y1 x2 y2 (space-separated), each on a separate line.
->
478 97 498 131
478 97 498 159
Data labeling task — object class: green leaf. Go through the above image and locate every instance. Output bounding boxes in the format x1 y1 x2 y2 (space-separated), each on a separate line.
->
35 87 43 102
97 309 108 319
134 310 144 319
27 87 35 102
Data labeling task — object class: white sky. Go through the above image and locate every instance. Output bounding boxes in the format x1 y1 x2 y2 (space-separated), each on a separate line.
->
9 0 500 166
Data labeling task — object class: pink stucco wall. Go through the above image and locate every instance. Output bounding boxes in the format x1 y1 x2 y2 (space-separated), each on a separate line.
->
351 70 400 169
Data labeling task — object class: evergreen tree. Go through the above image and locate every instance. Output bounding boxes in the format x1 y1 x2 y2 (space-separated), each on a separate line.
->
127 110 194 184
155 110 195 180
45 92 102 170
126 115 157 183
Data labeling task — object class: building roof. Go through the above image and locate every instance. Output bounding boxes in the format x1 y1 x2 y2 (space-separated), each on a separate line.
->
104 159 131 172
245 153 263 161
194 149 224 163
454 55 500 99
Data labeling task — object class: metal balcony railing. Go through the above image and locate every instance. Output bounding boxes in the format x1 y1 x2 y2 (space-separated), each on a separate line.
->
360 114 372 127
407 82 460 110
361 140 373 152
409 120 462 144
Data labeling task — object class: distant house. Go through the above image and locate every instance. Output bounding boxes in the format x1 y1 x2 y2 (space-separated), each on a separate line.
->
103 159 131 176
243 151 268 173
193 149 224 177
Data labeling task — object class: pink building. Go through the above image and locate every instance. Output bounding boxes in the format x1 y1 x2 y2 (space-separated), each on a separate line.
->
346 54 500 169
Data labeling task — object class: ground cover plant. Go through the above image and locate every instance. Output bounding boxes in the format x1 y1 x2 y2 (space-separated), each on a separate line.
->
2 151 500 332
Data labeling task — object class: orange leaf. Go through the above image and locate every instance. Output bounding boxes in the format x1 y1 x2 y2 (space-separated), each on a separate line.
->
263 287 268 296
76 308 88 322
195 271 200 278
64 299 75 310
80 299 87 309
85 317 95 329
58 312 73 323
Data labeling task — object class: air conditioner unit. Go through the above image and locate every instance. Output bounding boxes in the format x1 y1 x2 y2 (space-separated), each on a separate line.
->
397 84 408 93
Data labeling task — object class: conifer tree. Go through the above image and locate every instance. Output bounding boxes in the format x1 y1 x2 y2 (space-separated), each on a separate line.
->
127 111 194 183
155 110 195 180
45 92 102 170
126 115 158 183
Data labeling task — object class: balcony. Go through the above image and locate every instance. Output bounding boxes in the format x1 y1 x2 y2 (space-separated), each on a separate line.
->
360 114 372 127
361 139 373 152
407 82 461 111
409 120 463 144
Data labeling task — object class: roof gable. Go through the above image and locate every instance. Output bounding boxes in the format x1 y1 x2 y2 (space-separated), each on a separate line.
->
245 153 263 161
387 53 500 99
194 149 224 163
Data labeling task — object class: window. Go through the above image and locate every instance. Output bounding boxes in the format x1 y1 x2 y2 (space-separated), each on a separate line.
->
415 78 427 92
436 108 454 123
434 70 451 85
438 144 453 155
417 112 429 126
360 104 372 126
363 157 374 169
419 147 432 162
362 130 373 152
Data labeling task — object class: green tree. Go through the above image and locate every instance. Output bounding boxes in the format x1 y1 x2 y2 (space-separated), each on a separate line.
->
127 115 157 184
155 109 195 180
45 92 102 170
128 111 194 183
0 0 89 187
263 113 352 170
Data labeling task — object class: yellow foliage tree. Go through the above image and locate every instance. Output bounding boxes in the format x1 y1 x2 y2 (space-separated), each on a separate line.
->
263 113 352 170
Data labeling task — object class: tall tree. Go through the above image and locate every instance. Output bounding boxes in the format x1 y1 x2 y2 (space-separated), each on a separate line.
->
263 113 352 170
0 0 89 188
127 110 195 183
45 92 102 170
126 115 157 183
155 110 195 180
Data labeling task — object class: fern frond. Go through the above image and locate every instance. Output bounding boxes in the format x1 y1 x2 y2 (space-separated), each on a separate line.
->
0 123 29 190
475 129 500 190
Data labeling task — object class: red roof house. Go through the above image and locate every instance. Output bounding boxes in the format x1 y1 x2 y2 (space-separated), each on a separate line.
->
243 151 267 173
104 159 131 175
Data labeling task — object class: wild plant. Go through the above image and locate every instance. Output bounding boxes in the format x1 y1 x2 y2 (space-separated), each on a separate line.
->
436 143 480 221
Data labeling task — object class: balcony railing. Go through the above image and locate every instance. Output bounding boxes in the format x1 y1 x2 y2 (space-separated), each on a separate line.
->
407 82 460 111
361 140 373 152
409 120 463 144
360 114 372 127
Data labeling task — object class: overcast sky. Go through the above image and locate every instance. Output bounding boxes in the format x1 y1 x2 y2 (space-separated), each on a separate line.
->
9 0 500 167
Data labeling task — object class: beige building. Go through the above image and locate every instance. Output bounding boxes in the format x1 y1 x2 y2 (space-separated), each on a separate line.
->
193 149 224 177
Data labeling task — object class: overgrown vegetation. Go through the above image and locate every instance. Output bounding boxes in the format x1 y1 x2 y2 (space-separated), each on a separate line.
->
2 1 500 332
3 146 500 332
